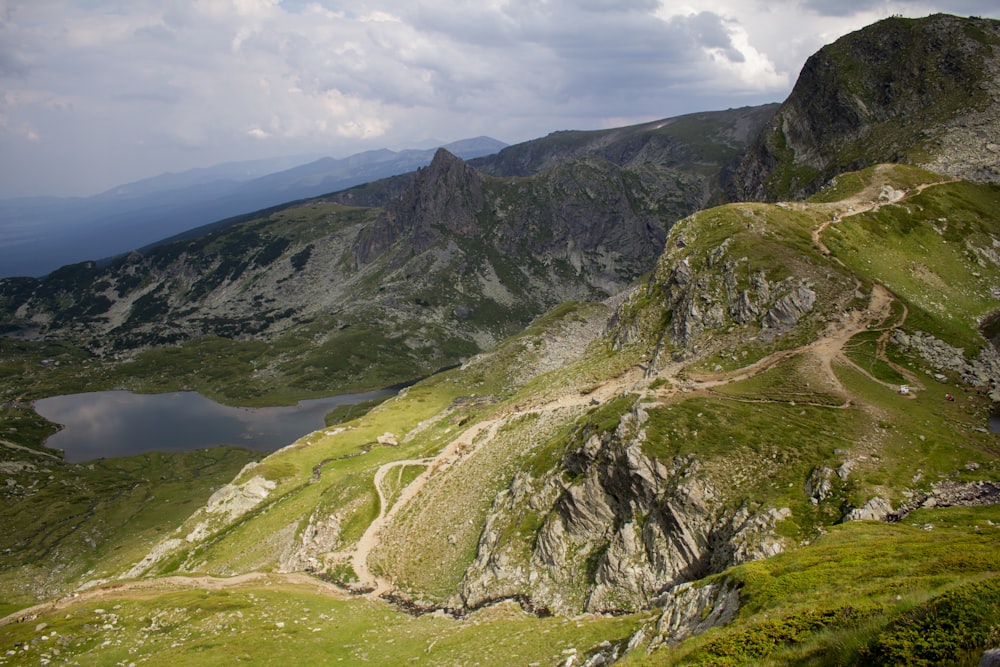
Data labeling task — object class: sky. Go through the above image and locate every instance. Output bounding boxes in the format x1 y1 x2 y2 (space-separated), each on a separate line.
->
1 1 999 198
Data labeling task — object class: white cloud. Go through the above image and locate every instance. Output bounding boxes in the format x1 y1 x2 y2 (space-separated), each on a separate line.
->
337 116 390 139
708 21 790 91
359 10 402 23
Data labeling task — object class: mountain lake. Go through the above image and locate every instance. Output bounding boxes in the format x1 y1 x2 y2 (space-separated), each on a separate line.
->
34 389 396 462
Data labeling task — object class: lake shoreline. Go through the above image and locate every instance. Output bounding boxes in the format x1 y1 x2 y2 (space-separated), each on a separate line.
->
35 388 396 463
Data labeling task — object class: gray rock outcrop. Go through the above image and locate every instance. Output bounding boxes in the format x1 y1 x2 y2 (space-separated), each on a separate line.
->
844 496 893 522
201 474 276 523
805 466 835 502
893 330 1000 400
278 510 343 573
651 579 741 647
609 226 825 362
980 647 1000 667
460 402 788 615
890 480 1000 520
764 284 816 328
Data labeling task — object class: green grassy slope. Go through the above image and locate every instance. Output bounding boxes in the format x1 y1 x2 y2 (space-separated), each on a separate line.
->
1 165 998 665
0 447 258 615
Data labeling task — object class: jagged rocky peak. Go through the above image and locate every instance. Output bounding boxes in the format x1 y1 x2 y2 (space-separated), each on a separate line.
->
731 13 1000 201
400 148 486 228
353 148 486 265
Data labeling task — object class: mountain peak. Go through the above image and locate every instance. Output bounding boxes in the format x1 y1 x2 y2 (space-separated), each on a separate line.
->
427 147 466 174
731 13 1000 200
352 149 486 266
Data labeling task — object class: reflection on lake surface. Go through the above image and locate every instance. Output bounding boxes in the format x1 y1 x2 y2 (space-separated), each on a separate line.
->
35 389 395 462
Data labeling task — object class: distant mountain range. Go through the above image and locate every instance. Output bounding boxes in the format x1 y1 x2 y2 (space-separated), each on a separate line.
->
0 106 777 401
0 137 506 278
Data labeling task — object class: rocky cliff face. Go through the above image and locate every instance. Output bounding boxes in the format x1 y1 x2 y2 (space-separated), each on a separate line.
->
731 14 1000 201
353 148 672 289
353 148 488 266
607 204 857 369
459 401 788 615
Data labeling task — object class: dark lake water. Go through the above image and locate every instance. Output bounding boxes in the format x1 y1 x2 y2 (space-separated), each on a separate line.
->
35 389 395 462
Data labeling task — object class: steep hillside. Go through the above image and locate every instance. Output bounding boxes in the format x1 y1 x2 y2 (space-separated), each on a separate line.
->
4 164 996 665
732 14 1000 201
472 106 778 180
0 105 776 404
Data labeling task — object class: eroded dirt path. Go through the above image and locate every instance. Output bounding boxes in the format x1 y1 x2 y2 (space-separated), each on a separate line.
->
0 572 346 628
347 278 906 595
672 284 900 397
349 364 649 595
811 168 958 257
316 176 955 599
351 419 502 595
643 172 959 404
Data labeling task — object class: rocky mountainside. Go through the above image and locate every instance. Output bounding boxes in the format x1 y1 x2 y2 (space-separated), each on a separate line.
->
3 163 997 666
732 13 1000 201
0 106 776 402
471 106 778 180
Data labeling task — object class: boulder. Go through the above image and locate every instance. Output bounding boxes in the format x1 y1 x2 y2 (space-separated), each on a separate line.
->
981 648 1000 667
653 580 740 646
844 496 893 522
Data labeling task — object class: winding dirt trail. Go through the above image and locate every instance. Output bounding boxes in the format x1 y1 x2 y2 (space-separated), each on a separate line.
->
649 170 956 402
676 284 900 395
306 173 958 596
348 364 649 595
345 275 906 596
351 419 502 595
803 172 954 394
0 572 346 628
811 168 958 257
